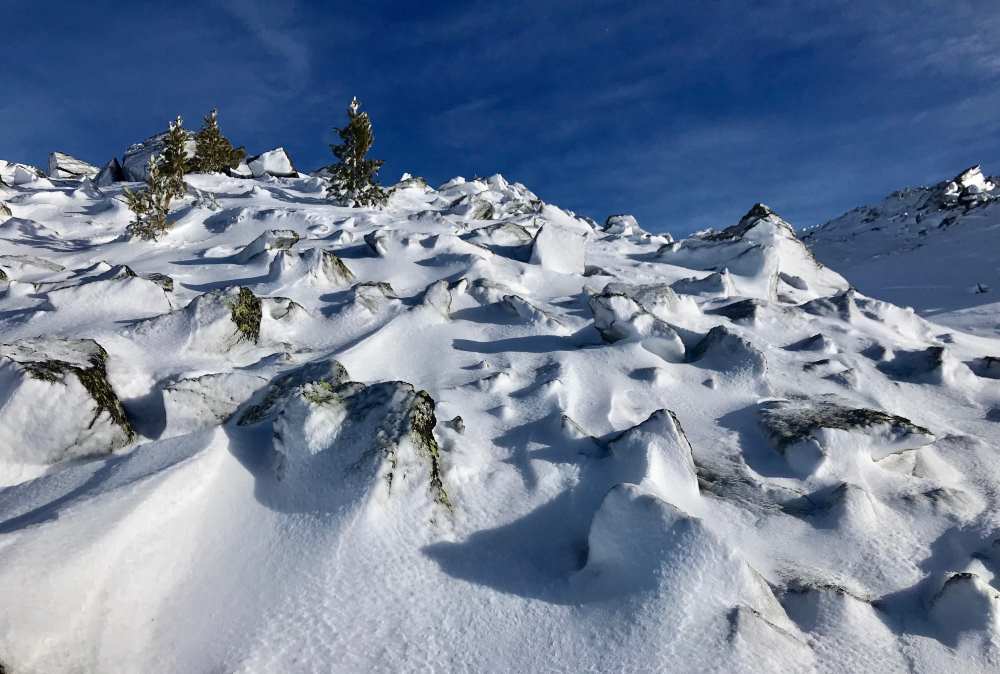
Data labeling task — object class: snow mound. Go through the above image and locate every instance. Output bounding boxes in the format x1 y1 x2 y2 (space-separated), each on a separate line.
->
248 147 296 178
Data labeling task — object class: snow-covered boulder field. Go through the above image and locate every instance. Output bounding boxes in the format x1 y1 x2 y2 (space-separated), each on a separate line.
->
0 167 999 672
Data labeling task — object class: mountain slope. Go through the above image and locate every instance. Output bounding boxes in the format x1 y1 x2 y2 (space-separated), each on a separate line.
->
0 166 999 673
804 165 1000 335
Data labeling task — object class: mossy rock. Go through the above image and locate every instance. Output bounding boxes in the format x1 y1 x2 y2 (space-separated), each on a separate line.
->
227 286 261 343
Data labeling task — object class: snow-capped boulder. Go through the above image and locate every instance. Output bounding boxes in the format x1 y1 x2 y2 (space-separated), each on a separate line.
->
0 338 133 469
228 160 253 178
877 345 978 388
47 152 99 180
248 148 296 178
463 222 534 260
94 157 126 186
688 325 767 375
1 162 44 185
926 572 1000 645
272 379 450 510
604 214 654 238
671 270 736 299
758 397 934 475
122 132 196 181
530 224 586 274
268 248 354 288
238 358 350 425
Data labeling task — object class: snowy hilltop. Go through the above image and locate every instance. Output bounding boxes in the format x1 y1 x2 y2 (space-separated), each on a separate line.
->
804 165 1000 335
1 149 1000 672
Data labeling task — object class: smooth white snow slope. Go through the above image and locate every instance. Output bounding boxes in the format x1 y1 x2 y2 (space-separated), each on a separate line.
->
805 165 1000 337
0 166 999 673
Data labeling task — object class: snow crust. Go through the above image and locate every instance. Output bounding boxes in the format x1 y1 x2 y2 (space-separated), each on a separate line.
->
0 167 999 672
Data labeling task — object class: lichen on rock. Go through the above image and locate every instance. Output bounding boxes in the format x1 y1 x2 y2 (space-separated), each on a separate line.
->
227 286 262 344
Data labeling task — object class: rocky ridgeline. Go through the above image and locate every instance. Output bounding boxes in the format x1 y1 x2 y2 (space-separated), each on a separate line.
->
1 154 1000 671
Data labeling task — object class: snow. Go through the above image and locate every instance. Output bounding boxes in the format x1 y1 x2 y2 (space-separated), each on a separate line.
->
248 147 296 178
0 164 999 672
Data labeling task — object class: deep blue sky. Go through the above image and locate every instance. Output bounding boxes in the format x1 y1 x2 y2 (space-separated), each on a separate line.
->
4 1 1000 234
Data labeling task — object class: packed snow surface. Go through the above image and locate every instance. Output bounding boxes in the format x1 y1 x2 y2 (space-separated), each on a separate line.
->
1 167 1000 673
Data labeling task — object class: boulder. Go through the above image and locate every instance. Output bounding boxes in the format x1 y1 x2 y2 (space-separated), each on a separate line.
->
248 148 296 178
122 131 196 182
688 325 767 375
272 378 451 510
758 397 934 474
0 338 134 467
588 290 685 362
47 152 99 180
94 157 126 186
163 371 267 435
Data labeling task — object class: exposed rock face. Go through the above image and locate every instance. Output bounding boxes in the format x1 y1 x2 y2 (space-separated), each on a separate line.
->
247 148 296 178
94 157 126 186
758 397 934 474
47 152 99 180
122 131 196 181
0 338 134 466
273 378 451 509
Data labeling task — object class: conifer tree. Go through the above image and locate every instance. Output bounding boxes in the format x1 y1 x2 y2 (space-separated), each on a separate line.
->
124 116 189 240
192 109 246 173
327 97 387 207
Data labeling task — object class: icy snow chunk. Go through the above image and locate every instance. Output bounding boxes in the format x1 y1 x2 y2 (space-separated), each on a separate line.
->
530 224 586 274
601 282 692 320
47 152 99 180
234 229 300 263
671 270 736 299
463 222 534 260
248 147 296 178
273 380 450 509
0 338 133 469
588 290 685 362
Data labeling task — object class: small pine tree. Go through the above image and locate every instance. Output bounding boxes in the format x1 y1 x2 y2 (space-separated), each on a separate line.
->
124 156 174 240
192 109 246 173
161 116 190 197
124 116 189 240
327 97 387 207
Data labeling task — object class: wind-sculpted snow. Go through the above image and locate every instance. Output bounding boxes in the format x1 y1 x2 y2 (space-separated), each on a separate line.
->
1 167 1000 672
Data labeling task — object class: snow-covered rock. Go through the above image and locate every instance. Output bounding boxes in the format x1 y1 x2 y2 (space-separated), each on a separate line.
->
247 147 296 178
94 157 126 186
47 152 99 179
121 131 196 181
0 338 133 471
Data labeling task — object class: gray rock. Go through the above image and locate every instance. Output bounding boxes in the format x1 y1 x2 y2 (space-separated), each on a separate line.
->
47 152 99 180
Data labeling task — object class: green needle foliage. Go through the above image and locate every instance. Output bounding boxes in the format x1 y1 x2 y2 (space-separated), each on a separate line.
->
124 116 189 240
327 97 387 207
192 109 246 173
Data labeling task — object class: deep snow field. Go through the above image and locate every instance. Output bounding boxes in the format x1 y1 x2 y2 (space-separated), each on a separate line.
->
1 160 999 673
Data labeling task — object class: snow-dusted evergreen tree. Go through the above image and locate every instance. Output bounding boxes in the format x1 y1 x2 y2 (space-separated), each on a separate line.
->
124 157 174 240
327 97 387 207
124 117 189 240
192 109 245 173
